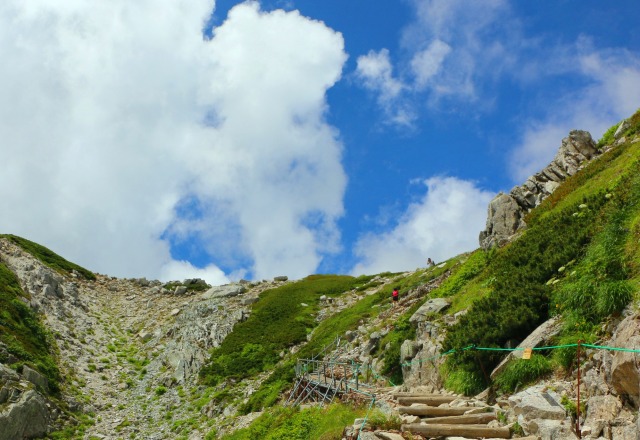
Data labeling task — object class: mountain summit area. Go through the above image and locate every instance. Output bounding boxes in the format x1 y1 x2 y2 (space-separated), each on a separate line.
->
2 110 640 440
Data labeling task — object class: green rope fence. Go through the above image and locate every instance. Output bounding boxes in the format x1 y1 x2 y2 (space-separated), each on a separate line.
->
400 342 640 367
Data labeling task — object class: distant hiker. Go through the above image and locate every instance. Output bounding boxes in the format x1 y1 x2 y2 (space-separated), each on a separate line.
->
427 257 435 267
392 288 399 307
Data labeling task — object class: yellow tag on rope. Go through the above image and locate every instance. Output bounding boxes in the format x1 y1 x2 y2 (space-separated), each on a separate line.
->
522 348 532 360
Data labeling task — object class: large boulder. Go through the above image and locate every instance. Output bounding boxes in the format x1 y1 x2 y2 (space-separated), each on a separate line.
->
609 314 640 406
508 385 573 440
21 365 48 392
508 385 566 421
202 284 246 299
0 389 51 440
401 336 444 390
582 394 623 438
410 298 451 324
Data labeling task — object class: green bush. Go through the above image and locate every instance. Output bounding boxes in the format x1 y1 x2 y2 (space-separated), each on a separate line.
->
442 192 609 389
561 394 586 419
367 410 402 430
551 328 598 372
553 178 639 323
441 364 485 396
597 121 621 148
493 354 553 393
155 386 167 396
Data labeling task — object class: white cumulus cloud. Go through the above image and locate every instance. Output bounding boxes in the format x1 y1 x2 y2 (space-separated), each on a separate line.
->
411 39 451 90
354 0 512 125
509 45 640 181
0 1 348 283
351 177 493 275
355 48 414 126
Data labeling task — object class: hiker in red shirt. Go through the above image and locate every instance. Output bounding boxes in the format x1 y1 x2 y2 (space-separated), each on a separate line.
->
392 288 399 307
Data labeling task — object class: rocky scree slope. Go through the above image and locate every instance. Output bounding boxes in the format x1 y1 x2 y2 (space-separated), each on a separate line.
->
0 235 409 439
0 235 299 439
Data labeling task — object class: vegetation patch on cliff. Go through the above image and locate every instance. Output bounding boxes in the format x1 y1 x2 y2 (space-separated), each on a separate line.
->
0 260 61 393
1 234 95 280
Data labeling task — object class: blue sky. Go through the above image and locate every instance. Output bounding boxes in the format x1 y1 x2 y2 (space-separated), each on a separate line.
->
1 1 639 283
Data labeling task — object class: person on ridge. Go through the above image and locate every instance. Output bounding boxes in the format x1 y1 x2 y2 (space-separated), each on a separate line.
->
392 287 399 307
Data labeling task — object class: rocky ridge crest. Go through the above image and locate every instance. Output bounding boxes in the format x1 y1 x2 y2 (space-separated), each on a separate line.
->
479 130 599 249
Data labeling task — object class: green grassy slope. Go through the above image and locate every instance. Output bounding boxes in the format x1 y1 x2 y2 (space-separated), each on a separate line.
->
437 110 640 394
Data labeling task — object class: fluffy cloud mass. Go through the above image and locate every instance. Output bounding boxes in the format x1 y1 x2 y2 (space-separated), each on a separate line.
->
0 1 347 282
351 177 493 275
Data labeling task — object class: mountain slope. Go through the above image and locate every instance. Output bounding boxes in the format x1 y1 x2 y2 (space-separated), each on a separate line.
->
1 109 640 439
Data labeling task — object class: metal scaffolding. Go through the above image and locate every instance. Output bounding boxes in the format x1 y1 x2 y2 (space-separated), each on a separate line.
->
286 357 377 406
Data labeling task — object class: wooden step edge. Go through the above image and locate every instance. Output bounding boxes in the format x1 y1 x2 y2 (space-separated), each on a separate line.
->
392 392 458 399
420 412 497 425
401 423 511 439
398 405 471 416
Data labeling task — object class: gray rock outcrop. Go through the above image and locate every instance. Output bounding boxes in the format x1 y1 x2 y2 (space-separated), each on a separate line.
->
0 389 51 440
609 314 640 406
583 395 623 438
410 298 451 326
480 130 599 249
21 365 48 392
508 385 577 439
203 283 247 299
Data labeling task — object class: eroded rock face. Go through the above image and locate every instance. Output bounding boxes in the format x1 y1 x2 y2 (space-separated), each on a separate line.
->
480 130 599 249
401 324 445 390
583 395 623 438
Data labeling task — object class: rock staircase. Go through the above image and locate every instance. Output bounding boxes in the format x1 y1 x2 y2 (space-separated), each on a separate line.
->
393 392 519 439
